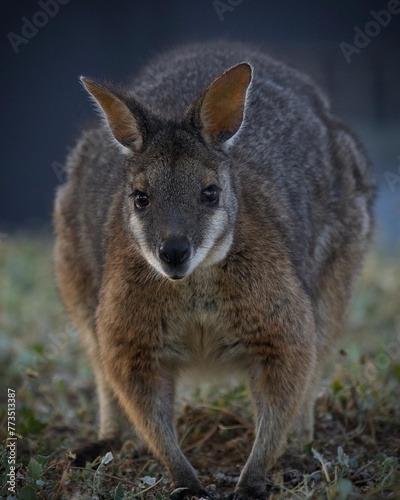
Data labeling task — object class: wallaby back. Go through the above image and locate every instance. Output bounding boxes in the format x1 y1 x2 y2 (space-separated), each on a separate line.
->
54 41 375 499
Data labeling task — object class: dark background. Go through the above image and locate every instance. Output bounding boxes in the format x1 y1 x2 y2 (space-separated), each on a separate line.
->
1 0 399 252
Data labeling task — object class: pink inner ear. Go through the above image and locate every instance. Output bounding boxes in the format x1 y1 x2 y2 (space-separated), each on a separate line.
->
200 63 252 141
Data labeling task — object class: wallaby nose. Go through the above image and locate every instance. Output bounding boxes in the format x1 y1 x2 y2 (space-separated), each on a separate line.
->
159 236 191 267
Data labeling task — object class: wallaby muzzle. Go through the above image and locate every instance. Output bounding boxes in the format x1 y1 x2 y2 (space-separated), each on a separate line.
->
158 235 192 280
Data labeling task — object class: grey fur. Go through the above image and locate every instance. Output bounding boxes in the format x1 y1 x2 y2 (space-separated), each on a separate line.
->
54 41 376 499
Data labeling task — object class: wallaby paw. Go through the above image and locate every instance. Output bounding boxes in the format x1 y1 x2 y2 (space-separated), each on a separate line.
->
69 437 122 467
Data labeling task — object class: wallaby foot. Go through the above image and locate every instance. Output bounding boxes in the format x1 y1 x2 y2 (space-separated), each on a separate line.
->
292 405 314 447
70 437 123 467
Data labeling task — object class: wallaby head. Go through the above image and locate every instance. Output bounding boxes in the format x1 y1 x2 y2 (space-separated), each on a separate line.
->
80 63 252 280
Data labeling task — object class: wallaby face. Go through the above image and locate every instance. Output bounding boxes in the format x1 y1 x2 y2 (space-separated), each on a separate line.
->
54 42 375 499
81 63 250 279
123 131 238 280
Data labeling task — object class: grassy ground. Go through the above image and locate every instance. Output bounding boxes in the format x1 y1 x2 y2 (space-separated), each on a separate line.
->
0 233 399 499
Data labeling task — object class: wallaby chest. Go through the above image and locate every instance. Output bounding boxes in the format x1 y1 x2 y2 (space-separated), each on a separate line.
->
158 270 251 370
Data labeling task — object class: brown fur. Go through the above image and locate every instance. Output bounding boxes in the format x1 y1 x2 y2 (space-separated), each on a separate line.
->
54 41 375 499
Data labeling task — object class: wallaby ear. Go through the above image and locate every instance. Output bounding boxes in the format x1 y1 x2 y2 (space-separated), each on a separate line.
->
80 77 144 151
187 63 252 145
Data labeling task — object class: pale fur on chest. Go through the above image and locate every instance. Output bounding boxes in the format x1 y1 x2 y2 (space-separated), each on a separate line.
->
158 270 252 376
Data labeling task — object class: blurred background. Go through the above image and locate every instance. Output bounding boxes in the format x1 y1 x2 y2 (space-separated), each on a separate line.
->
1 3 400 496
1 0 399 253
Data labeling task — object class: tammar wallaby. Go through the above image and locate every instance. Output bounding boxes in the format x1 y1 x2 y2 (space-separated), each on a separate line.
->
54 41 375 499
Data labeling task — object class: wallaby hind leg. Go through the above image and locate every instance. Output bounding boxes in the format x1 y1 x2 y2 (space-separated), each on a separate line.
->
292 229 370 447
54 235 130 461
69 325 144 466
71 331 128 465
292 367 320 445
80 325 125 440
62 322 131 465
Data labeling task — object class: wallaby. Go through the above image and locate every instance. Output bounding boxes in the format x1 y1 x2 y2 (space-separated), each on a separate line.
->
54 41 375 499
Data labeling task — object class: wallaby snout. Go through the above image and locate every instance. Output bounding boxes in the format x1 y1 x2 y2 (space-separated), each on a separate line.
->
159 235 192 279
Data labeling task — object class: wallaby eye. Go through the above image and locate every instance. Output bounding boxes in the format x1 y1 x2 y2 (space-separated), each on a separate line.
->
130 190 150 209
201 185 221 205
